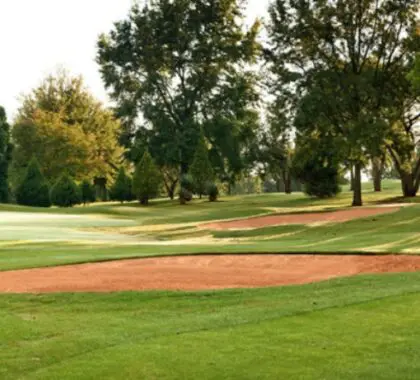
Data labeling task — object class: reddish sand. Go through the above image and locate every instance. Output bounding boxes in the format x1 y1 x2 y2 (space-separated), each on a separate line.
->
1 254 420 293
202 207 400 230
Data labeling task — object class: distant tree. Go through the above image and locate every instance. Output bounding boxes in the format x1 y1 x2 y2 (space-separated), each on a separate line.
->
132 151 161 205
15 158 51 207
0 107 12 203
12 70 123 187
51 174 81 208
207 183 219 202
109 167 132 203
190 134 214 198
79 180 96 205
293 135 342 199
179 174 194 205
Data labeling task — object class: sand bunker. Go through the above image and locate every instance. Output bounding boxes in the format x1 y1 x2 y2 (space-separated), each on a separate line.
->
202 207 400 230
1 254 420 293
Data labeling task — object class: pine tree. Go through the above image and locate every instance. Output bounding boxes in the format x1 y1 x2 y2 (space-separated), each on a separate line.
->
132 151 160 205
15 158 51 207
110 168 132 203
80 180 96 205
190 134 214 198
0 107 11 203
51 174 81 207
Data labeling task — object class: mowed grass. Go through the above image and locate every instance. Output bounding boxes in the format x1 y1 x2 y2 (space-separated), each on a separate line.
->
1 180 420 271
2 273 420 379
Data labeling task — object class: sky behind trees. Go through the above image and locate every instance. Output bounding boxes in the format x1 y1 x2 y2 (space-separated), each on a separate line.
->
0 0 268 118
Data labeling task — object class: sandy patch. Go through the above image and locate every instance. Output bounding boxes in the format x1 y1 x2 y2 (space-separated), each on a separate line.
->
1 254 420 293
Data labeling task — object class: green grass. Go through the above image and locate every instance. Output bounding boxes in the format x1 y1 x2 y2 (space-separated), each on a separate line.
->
1 180 420 271
2 180 420 379
2 273 420 379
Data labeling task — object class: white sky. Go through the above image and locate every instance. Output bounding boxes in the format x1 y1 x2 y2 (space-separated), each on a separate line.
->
0 0 269 120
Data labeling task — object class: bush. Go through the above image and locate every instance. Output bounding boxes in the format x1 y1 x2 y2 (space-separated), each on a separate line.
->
51 174 81 207
15 158 51 207
190 134 214 197
109 168 132 203
132 151 161 205
303 165 341 198
207 182 219 202
80 180 96 205
179 174 194 204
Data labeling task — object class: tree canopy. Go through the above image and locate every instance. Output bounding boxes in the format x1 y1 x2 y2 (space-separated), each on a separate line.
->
266 0 419 205
12 71 124 185
97 0 261 185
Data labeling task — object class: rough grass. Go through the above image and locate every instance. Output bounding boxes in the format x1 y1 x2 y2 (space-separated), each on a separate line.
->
2 273 420 379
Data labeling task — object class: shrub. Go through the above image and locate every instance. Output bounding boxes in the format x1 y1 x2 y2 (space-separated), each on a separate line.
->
80 180 96 205
15 158 51 207
190 134 214 198
179 174 194 204
109 167 132 203
207 182 219 202
51 173 81 207
132 151 161 205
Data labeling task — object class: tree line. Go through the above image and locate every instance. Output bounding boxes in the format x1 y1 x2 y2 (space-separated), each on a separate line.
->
0 0 419 207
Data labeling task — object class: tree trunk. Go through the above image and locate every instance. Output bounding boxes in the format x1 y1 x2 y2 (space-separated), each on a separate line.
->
400 172 418 197
352 162 363 206
94 177 107 201
350 164 355 191
275 178 282 193
282 170 292 194
371 157 383 192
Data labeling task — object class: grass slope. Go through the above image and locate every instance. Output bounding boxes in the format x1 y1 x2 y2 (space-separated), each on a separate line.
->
2 273 420 379
1 181 420 271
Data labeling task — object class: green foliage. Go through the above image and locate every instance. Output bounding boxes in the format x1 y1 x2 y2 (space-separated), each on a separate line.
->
190 135 214 197
179 174 194 204
132 151 161 205
15 158 51 207
0 106 12 203
12 70 123 185
408 53 420 90
51 174 81 208
110 168 133 203
294 137 342 198
79 180 96 205
98 0 261 178
266 0 419 205
207 183 219 202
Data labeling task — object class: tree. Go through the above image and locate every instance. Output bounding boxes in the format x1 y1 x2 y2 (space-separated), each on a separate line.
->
190 134 213 198
293 134 342 198
15 158 51 207
51 174 81 208
12 71 124 187
97 0 261 180
80 180 96 205
109 167 132 203
0 107 12 203
266 0 419 206
408 53 420 90
132 151 161 205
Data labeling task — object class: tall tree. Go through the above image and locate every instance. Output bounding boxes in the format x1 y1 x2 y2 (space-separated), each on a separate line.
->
12 71 124 187
0 107 12 203
97 0 261 182
266 0 419 206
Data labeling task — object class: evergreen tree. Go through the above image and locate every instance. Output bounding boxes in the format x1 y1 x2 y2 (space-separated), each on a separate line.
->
15 158 51 207
110 168 132 203
132 151 161 205
80 180 96 205
190 135 214 198
51 174 81 207
0 107 11 203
